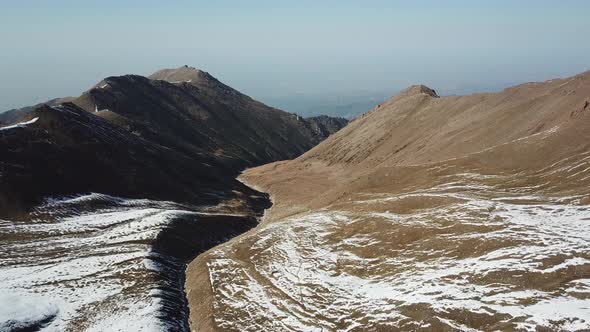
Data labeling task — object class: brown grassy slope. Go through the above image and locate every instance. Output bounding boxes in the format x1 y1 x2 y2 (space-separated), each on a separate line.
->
186 70 590 331
240 71 590 221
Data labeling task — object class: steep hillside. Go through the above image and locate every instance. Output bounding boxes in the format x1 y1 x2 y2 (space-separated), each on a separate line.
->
0 66 347 217
188 71 590 331
304 115 349 141
71 66 347 171
0 103 259 218
0 102 270 331
240 71 590 219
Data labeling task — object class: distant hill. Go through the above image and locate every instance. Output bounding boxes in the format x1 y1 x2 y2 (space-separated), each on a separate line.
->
264 91 389 119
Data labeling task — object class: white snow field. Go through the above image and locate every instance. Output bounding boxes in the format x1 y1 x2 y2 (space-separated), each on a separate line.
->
0 193 247 331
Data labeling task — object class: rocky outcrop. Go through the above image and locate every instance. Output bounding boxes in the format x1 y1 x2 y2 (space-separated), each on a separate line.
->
305 115 349 142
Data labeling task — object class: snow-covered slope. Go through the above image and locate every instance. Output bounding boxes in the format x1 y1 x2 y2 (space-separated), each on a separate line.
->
0 193 262 331
203 186 590 331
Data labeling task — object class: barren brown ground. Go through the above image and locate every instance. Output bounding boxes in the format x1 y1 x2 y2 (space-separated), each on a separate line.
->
187 71 590 331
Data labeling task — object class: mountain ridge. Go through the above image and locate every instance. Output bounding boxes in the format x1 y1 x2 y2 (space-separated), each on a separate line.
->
187 69 590 331
0 66 348 217
70 68 348 171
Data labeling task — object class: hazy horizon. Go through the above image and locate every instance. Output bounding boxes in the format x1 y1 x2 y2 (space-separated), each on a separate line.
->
2 1 590 114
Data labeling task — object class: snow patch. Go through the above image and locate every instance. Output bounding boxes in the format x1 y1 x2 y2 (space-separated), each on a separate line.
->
0 292 58 331
206 187 590 331
0 117 39 131
0 193 220 331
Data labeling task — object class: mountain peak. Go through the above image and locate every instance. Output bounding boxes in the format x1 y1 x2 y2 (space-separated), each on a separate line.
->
148 65 217 84
399 84 439 98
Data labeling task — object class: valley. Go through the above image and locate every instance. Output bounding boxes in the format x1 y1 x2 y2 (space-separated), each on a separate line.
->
1 67 590 331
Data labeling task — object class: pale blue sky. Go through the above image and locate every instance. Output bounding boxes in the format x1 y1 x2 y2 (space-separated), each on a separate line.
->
1 1 590 111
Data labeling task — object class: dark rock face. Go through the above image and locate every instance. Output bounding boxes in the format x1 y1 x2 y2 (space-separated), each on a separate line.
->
0 103 252 218
305 115 349 141
0 66 346 331
0 67 347 217
72 69 347 171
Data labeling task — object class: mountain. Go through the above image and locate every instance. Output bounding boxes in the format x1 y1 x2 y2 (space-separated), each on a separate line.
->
67 66 348 171
0 103 250 218
0 102 270 331
0 66 347 216
187 71 590 331
0 67 346 330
